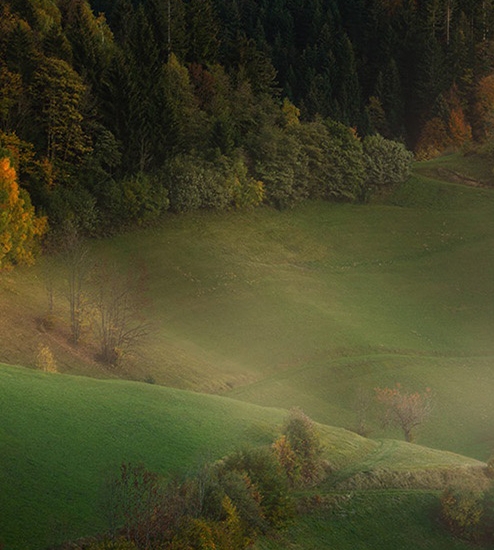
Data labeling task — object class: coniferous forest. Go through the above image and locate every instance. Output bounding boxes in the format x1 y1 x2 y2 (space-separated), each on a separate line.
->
1 0 494 243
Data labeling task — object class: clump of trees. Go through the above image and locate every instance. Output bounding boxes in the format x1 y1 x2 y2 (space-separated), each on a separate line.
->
0 0 423 245
39 225 150 369
3 0 494 240
61 410 325 549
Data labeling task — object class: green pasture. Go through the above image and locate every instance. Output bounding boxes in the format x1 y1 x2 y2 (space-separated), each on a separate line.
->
0 363 286 548
2 156 494 547
0 364 484 549
255 491 477 550
2 160 494 458
86 167 494 459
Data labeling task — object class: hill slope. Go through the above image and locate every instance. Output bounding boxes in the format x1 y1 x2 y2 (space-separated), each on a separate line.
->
0 363 486 549
1 159 494 462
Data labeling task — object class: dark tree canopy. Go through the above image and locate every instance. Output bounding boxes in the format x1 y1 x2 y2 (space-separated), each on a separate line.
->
0 0 490 235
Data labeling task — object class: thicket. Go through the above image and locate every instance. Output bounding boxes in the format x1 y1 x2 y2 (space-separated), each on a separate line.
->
57 409 326 549
440 483 494 545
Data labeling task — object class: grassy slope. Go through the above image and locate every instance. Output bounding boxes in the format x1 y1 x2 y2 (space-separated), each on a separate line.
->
0 363 285 548
1 154 494 548
256 492 477 550
0 363 485 550
1 155 494 459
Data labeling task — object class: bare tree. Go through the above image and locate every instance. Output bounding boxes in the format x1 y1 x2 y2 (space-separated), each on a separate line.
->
59 223 93 344
375 383 433 443
91 258 149 367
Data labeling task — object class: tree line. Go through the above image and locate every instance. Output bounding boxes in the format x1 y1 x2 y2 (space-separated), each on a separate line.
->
0 0 413 244
1 0 494 247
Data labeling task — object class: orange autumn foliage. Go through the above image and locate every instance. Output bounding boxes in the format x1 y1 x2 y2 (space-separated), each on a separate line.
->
416 85 472 158
415 117 451 159
0 156 47 269
449 107 472 146
475 74 494 140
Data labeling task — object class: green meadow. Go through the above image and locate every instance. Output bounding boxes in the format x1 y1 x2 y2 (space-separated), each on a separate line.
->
1 156 494 548
256 491 477 550
0 364 484 549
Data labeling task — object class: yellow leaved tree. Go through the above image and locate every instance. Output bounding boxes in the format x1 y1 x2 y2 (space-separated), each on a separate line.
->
0 156 47 269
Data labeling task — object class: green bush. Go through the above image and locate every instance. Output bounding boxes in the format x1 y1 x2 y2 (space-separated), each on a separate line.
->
221 447 294 529
362 134 413 188
164 155 234 213
440 487 483 541
99 173 169 230
48 184 100 236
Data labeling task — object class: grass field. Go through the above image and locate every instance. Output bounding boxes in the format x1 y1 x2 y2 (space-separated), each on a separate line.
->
255 491 478 550
0 363 287 548
0 364 485 549
1 154 494 547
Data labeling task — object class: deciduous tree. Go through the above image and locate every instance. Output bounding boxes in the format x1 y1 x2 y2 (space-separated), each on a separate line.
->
91 259 149 367
0 155 47 269
60 222 92 344
375 383 433 442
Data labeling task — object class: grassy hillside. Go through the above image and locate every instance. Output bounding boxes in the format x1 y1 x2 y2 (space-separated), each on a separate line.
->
0 363 286 548
256 491 478 550
2 157 494 547
1 156 494 463
0 363 485 550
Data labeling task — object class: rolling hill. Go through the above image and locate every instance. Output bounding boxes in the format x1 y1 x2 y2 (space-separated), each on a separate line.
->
0 363 487 549
1 155 494 548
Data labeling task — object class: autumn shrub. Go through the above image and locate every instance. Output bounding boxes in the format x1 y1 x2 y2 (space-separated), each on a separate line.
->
362 134 413 188
274 408 326 487
170 496 250 550
414 117 449 161
105 463 170 548
474 74 494 141
440 487 484 541
480 485 494 544
205 468 265 537
36 343 57 373
221 447 294 529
